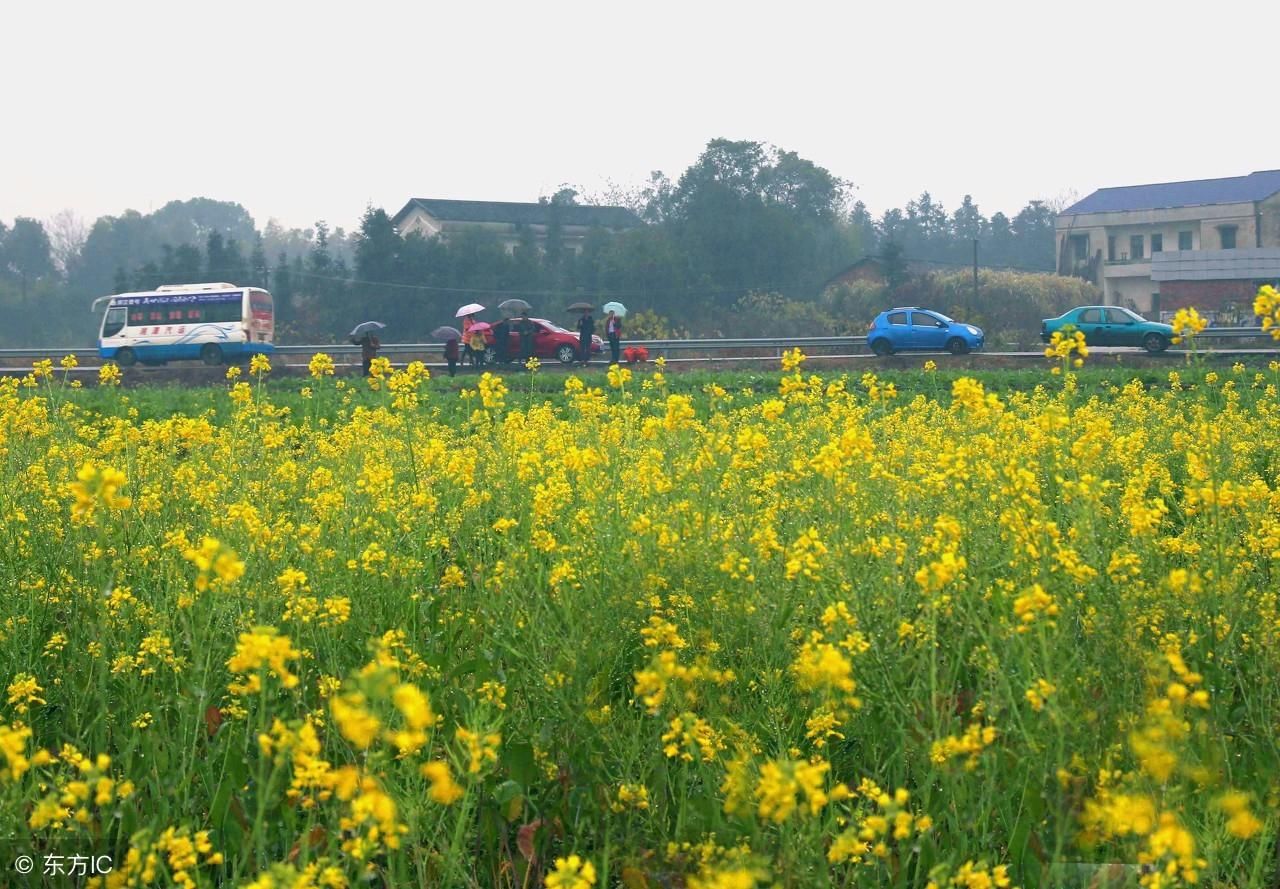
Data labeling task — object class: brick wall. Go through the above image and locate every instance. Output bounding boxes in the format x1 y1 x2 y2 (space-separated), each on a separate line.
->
1157 279 1259 311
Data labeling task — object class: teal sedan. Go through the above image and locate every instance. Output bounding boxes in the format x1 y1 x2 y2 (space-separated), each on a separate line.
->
1040 306 1173 353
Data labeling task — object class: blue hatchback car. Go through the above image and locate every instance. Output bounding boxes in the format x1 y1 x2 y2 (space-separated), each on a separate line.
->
867 308 985 356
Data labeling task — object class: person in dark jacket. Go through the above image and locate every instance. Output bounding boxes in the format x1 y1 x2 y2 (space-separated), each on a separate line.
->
576 310 595 366
494 318 511 364
358 332 380 376
444 337 460 377
605 310 622 365
518 312 535 361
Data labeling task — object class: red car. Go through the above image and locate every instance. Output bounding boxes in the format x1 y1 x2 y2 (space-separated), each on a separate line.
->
483 318 603 365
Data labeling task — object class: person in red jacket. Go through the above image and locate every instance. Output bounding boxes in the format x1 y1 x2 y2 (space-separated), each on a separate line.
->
444 337 460 377
605 310 622 365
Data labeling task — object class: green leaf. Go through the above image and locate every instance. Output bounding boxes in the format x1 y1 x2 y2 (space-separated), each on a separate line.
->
504 742 538 786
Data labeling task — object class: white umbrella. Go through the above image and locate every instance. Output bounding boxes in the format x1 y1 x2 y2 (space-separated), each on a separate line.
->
455 303 485 318
602 301 627 318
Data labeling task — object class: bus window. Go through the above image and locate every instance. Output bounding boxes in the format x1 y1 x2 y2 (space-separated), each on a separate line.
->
186 309 202 321
250 290 273 321
102 307 127 338
129 311 145 324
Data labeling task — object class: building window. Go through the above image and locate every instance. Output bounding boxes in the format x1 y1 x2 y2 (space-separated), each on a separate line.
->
1151 234 1163 253
1178 230 1193 250
1107 236 1116 261
1219 225 1237 249
1130 235 1144 260
1070 234 1089 262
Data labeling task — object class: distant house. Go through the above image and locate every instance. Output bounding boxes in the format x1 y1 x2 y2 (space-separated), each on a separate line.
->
824 257 890 288
1055 170 1280 316
822 256 956 290
391 199 643 256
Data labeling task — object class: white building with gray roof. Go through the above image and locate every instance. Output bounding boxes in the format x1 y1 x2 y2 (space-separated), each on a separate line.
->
1055 170 1280 316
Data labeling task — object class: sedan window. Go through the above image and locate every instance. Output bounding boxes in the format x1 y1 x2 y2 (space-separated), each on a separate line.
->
1078 308 1103 324
1105 308 1136 324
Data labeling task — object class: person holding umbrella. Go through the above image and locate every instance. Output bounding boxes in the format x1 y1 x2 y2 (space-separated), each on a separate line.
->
350 321 386 376
602 301 626 365
445 336 460 377
466 322 490 368
518 311 535 361
575 306 595 367
433 325 463 378
456 303 485 335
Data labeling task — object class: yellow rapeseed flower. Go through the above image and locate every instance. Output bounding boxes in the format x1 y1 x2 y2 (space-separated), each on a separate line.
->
545 854 596 889
227 627 301 691
67 462 132 522
6 673 45 713
308 352 336 378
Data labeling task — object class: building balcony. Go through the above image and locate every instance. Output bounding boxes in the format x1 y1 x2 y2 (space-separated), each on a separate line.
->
1101 259 1152 278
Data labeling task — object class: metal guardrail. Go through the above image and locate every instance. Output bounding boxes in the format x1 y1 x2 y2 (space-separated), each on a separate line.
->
0 336 865 362
0 328 1274 363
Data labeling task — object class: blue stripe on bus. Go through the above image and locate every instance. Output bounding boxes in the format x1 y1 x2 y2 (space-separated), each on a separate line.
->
99 343 274 362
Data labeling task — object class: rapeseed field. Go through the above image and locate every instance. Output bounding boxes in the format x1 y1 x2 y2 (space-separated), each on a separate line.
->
2 341 1279 888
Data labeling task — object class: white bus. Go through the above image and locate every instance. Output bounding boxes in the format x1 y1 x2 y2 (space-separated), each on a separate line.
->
94 283 275 366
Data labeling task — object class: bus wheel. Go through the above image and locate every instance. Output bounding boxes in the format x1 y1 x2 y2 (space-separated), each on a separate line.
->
116 348 137 367
200 344 224 366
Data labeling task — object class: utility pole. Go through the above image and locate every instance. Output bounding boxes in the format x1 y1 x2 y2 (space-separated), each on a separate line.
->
972 239 979 314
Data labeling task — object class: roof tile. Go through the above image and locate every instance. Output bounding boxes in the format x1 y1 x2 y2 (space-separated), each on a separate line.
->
1062 170 1280 215
393 199 642 230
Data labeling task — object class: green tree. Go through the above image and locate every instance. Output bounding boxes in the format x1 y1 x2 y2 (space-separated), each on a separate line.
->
159 243 203 284
135 261 161 291
881 240 908 290
669 138 852 303
271 253 295 335
952 195 988 243
5 217 55 299
987 212 1014 266
849 202 878 255
206 232 228 280
1011 201 1056 270
248 237 269 289
149 198 256 250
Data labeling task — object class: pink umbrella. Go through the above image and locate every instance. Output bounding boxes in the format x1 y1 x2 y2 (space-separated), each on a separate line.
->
468 321 493 333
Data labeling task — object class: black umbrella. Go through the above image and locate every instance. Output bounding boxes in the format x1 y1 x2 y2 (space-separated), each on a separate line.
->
498 298 532 316
567 302 594 312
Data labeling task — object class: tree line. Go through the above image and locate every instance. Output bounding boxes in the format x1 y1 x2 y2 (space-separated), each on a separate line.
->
1 139 1069 346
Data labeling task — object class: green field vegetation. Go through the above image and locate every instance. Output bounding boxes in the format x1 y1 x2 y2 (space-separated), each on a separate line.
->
2 353 1280 888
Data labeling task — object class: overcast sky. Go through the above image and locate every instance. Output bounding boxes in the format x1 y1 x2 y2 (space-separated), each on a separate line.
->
4 0 1278 232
